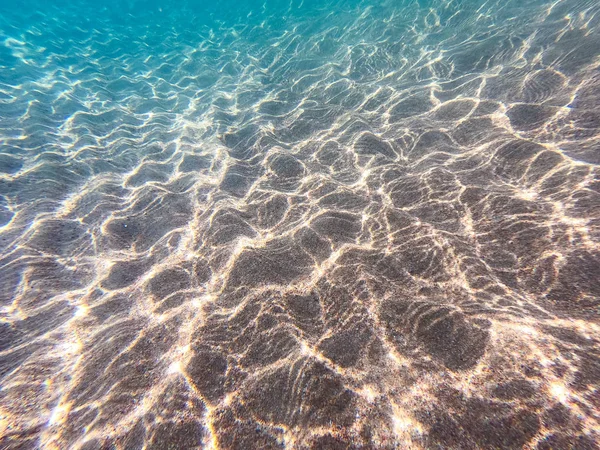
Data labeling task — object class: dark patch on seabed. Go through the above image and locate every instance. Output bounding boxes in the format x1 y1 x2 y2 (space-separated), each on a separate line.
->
0 0 599 448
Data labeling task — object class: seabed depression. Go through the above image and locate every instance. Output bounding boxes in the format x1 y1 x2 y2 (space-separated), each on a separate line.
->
0 0 599 448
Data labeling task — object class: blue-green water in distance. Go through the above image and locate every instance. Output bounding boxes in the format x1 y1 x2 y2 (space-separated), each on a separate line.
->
1 1 600 449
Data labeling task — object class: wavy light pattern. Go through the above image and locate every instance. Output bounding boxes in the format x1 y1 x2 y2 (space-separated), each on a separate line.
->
0 0 599 448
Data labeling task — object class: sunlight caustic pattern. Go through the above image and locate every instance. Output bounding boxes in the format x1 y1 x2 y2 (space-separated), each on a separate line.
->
0 0 599 448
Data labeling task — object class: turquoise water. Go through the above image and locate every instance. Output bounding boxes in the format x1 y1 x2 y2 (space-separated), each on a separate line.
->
1 1 600 448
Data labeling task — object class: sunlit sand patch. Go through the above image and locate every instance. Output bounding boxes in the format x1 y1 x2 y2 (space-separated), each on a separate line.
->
391 404 424 446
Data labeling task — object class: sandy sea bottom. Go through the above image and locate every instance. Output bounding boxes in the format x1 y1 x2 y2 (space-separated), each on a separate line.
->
0 0 600 448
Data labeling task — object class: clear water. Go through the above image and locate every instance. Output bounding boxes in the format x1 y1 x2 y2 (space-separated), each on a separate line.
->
1 0 599 448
